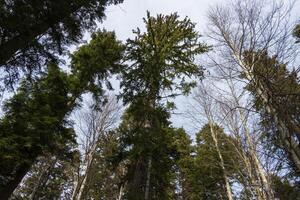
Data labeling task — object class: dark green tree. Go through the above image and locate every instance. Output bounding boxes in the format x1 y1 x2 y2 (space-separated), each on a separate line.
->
293 24 300 42
0 30 124 199
0 0 123 88
190 124 243 200
169 128 194 200
10 152 76 200
118 11 208 199
243 50 300 174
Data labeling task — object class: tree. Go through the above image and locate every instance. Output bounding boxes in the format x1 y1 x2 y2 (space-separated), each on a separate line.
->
294 24 300 42
11 152 75 200
0 30 124 199
0 0 123 88
71 96 121 200
191 124 242 200
207 0 300 173
243 50 300 175
0 63 76 199
170 128 194 200
118 11 208 199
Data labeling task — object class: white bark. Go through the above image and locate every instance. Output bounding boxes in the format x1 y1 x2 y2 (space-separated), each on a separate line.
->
208 122 233 200
72 96 121 200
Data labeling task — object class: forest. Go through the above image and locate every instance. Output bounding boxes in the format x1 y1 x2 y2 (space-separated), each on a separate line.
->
0 0 300 199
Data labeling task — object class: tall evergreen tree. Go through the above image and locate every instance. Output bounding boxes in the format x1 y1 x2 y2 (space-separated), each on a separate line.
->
243 50 300 174
0 30 124 199
118 11 208 199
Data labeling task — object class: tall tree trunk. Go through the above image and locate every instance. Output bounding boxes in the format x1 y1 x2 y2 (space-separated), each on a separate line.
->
118 184 124 200
237 57 300 171
72 145 96 200
208 122 233 200
144 157 152 200
227 78 275 199
240 112 274 199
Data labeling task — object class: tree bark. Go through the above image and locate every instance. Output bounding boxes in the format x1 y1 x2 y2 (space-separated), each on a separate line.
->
0 163 32 200
144 157 152 200
208 122 233 200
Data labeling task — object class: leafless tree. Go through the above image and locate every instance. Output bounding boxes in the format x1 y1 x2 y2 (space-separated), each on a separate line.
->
188 83 234 200
207 0 300 173
71 95 122 200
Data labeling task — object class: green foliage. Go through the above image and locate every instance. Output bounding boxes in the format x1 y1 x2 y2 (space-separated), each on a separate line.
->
243 50 300 173
190 124 242 200
0 63 76 194
116 12 208 199
0 0 123 88
121 11 208 104
11 154 74 200
169 128 195 199
70 30 125 104
116 106 174 199
0 30 125 198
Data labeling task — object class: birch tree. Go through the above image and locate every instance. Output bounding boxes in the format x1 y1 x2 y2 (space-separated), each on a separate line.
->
207 0 300 173
72 96 121 200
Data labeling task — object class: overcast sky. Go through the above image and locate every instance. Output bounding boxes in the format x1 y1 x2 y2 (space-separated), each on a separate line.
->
100 0 222 41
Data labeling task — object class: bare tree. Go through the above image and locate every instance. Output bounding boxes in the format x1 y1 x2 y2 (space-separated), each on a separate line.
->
217 76 274 199
190 83 234 200
188 61 276 198
71 95 122 200
207 0 300 172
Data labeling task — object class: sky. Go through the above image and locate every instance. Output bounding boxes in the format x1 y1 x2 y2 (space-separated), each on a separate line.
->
100 0 223 41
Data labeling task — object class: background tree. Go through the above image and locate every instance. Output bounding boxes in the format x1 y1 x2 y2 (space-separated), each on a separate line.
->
170 128 194 200
0 30 124 199
0 0 123 89
207 0 300 173
11 152 75 200
71 96 121 200
191 124 242 200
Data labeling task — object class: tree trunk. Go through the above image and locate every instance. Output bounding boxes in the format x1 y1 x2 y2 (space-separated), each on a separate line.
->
209 122 233 200
144 157 152 200
238 57 300 172
118 184 124 200
72 145 96 200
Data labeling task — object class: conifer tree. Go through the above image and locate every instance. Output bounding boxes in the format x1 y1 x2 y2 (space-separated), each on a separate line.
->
118 11 208 199
0 0 123 88
0 30 124 199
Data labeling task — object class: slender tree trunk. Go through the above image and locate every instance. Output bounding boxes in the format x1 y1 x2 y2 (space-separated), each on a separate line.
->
72 145 96 200
237 57 300 172
118 184 124 200
227 77 274 199
208 122 233 200
241 115 274 199
144 157 152 200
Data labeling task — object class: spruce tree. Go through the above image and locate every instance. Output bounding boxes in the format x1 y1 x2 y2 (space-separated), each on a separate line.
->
118 11 208 199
